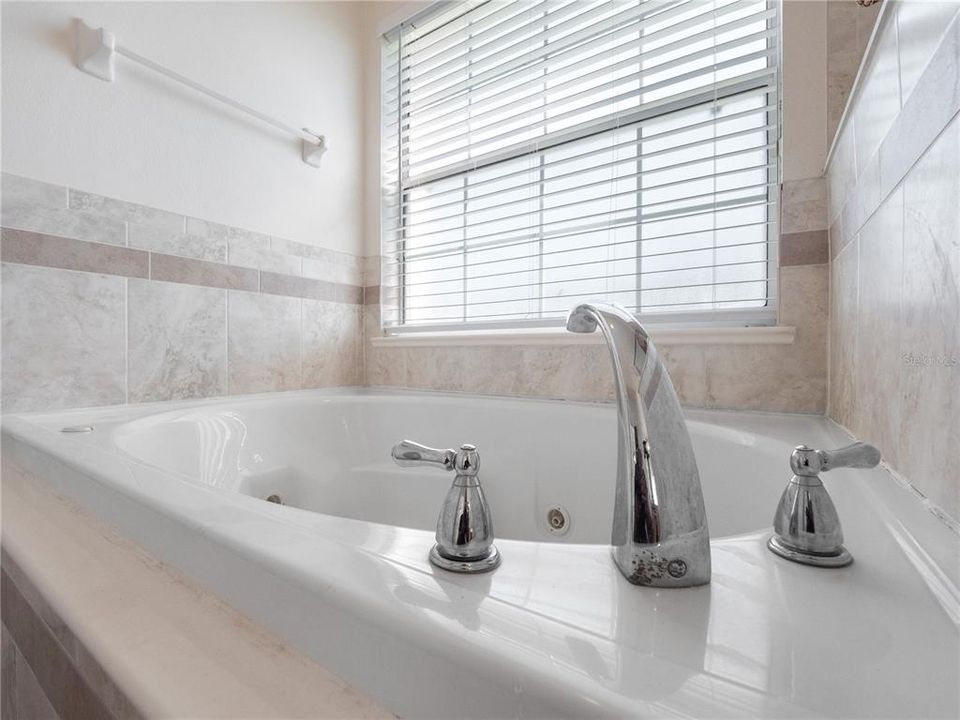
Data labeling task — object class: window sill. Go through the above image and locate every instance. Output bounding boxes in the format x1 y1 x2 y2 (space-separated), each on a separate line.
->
371 325 796 348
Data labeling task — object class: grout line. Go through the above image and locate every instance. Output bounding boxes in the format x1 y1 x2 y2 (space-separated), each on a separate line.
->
124 277 129 404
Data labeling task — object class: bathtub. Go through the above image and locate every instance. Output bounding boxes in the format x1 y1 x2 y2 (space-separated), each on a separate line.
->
3 389 957 719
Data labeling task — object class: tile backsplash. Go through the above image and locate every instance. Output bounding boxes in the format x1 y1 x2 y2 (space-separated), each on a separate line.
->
1 173 369 413
826 2 960 523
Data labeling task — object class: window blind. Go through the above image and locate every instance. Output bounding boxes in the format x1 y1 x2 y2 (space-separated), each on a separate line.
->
381 0 780 332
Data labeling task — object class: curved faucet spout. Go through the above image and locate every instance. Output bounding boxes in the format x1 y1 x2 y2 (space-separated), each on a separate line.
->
566 303 710 587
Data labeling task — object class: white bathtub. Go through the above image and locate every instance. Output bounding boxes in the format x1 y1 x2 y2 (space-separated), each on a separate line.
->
3 389 957 719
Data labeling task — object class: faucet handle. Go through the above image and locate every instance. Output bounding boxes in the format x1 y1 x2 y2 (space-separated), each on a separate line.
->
790 442 881 477
391 441 480 476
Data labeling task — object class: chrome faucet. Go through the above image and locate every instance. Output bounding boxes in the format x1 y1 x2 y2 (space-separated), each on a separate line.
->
566 302 710 587
768 441 881 567
391 440 501 574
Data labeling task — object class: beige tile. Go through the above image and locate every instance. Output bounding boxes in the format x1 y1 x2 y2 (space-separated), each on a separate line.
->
1 202 127 246
828 121 857 224
68 189 183 232
302 300 362 388
1 172 66 208
897 0 960 106
0 228 148 278
260 271 363 304
128 224 227 263
879 13 960 200
404 347 462 391
853 12 901 174
781 178 828 234
781 230 829 267
829 238 859 426
899 118 960 520
854 187 904 465
150 253 258 292
227 292 301 394
658 344 707 408
128 280 227 403
2 264 125 412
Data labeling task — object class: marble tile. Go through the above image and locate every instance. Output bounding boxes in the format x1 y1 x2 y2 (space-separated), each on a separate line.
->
458 346 525 396
128 280 227 403
897 0 960 106
128 224 227 263
827 48 861 142
187 217 271 246
229 235 301 275
260 272 363 305
1 202 126 246
302 255 363 286
829 238 859 426
301 300 362 388
404 347 463 391
853 12 901 176
1 228 148 278
879 12 960 201
365 286 381 305
363 255 382 287
69 189 183 232
854 187 904 465
150 253 258 292
899 118 960 520
828 121 857 225
781 230 829 266
1 172 66 208
227 292 301 394
1 264 125 413
658 344 707 408
704 265 827 414
781 178 828 234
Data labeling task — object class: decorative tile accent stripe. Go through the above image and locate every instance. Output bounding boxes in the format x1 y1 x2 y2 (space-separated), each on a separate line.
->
1 227 148 278
829 11 960 257
151 252 259 292
0 227 363 304
780 230 829 267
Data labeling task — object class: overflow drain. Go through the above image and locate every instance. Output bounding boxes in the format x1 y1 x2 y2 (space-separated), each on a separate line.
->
546 505 570 535
265 494 284 505
61 425 94 433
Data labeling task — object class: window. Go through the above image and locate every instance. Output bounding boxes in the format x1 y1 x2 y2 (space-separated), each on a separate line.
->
381 0 780 332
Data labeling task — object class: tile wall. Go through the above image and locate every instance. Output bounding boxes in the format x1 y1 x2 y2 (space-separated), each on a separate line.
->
826 2 960 523
363 178 831 413
1 173 371 413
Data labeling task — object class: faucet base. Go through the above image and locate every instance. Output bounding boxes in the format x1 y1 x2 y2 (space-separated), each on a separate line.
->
767 535 853 568
613 527 711 587
430 544 501 574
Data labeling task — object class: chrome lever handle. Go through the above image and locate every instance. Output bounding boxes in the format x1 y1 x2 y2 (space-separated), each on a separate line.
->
790 442 881 477
391 440 456 470
391 440 480 477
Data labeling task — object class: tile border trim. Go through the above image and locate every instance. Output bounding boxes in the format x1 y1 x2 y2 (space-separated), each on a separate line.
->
0 227 363 305
828 11 960 256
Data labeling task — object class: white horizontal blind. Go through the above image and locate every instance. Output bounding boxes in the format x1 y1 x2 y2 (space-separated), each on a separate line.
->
381 0 780 332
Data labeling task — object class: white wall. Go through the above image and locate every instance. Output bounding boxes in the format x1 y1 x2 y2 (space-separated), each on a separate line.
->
2 1 365 253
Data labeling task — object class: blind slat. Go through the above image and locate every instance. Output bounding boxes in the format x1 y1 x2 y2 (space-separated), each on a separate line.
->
381 0 779 330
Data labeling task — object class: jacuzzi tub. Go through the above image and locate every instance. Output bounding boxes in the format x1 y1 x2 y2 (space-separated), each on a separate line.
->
3 389 957 719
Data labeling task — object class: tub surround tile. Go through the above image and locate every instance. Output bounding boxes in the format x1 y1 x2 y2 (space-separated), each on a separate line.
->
0 228 148 278
128 280 227 403
828 3 960 524
878 12 960 203
228 292 301 394
2 625 61 720
780 230 829 267
896 1 960 107
1 203 127 246
69 189 184 232
302 255 363 286
852 14 901 176
781 178 828 234
229 235 302 275
658 345 707 408
150 253 259 292
302 300 362 388
260 271 363 305
1 173 67 208
898 119 960 520
364 286 381 305
2 264 125 413
127 224 227 263
854 188 904 467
